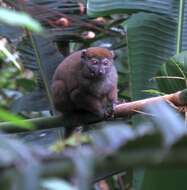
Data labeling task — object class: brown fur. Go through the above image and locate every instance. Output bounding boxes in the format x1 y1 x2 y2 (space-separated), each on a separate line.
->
51 47 118 118
85 47 113 58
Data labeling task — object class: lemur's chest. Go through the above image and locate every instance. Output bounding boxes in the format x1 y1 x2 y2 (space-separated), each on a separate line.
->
80 77 112 97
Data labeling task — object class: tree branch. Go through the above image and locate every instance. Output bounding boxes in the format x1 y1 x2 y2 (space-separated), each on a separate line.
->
1 89 187 133
114 89 187 117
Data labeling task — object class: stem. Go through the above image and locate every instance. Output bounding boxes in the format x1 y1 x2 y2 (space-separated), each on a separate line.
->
0 115 63 133
29 34 56 114
176 0 185 54
0 89 187 133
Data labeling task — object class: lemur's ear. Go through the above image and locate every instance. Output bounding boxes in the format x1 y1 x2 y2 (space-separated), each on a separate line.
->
81 49 87 58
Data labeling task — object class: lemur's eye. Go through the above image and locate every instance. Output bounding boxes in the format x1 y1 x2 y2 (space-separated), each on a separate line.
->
102 58 110 65
91 58 99 65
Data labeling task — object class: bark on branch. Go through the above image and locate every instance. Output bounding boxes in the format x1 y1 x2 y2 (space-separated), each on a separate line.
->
114 89 187 117
1 89 187 133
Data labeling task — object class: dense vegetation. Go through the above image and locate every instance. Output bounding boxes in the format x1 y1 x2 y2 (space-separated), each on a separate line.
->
0 0 187 190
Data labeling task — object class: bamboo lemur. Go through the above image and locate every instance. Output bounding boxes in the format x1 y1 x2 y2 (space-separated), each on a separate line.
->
52 47 118 119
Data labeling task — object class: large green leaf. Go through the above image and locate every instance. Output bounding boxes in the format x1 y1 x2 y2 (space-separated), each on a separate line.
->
87 0 172 17
11 89 50 112
87 1 187 190
141 169 187 190
87 0 185 101
124 3 186 190
157 51 187 94
11 36 63 112
18 35 63 84
125 12 176 100
124 6 185 190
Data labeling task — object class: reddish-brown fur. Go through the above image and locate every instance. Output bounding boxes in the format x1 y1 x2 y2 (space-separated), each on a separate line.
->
51 47 118 118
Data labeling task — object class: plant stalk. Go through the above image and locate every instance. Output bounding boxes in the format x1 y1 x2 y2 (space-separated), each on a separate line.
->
29 34 56 114
0 89 187 133
176 0 185 54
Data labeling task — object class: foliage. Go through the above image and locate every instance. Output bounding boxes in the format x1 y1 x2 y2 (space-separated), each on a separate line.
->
0 102 187 190
157 51 187 93
0 7 42 33
88 0 187 190
0 108 34 129
0 7 41 129
0 0 187 190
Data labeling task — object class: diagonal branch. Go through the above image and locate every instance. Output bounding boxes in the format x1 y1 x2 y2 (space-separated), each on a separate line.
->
114 89 187 117
1 89 187 133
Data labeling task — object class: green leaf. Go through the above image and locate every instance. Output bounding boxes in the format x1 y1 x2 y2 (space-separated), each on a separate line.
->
141 169 187 190
142 89 165 96
124 11 186 190
125 12 176 100
87 0 172 17
0 108 34 129
156 51 187 93
0 8 42 33
87 1 187 190
12 36 63 112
